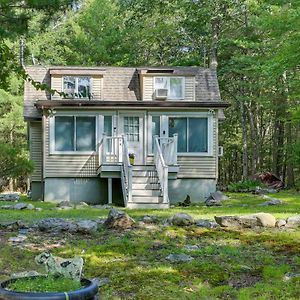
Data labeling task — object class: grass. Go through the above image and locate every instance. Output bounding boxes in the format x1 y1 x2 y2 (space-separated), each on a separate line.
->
0 190 300 299
6 275 82 293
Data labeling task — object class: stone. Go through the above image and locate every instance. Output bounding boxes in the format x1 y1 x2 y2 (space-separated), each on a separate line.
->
215 215 259 228
184 244 200 251
76 220 98 233
35 207 42 211
142 215 159 224
13 203 27 210
258 198 283 206
8 235 27 243
37 218 78 233
285 216 300 228
27 204 35 210
170 213 194 226
11 271 41 279
57 206 73 210
92 277 110 287
210 191 230 201
76 202 89 209
254 213 276 227
196 219 219 228
205 198 222 207
0 205 13 209
166 253 194 263
35 252 83 281
0 193 20 201
57 200 73 208
0 220 27 230
104 208 135 230
276 219 286 228
283 272 300 281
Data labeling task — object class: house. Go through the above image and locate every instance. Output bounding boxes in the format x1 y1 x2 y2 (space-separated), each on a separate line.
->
24 64 229 208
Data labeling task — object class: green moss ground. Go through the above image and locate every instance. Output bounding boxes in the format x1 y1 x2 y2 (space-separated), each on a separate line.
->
0 191 300 299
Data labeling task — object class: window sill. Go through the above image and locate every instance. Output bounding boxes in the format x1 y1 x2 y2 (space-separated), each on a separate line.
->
49 151 97 156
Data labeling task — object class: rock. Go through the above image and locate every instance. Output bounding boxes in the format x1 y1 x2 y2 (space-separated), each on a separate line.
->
104 208 135 230
184 244 200 251
0 193 20 201
0 205 13 209
37 218 78 233
178 195 191 207
76 202 89 209
13 203 27 210
76 220 98 233
166 253 194 263
27 204 35 210
57 206 73 210
35 207 42 211
92 277 110 287
258 198 283 206
254 213 276 227
57 200 73 208
196 219 219 228
8 235 27 243
170 213 194 226
210 191 230 201
215 215 258 228
205 198 222 207
285 216 300 228
11 271 41 279
283 272 300 281
142 215 159 224
276 219 287 228
35 252 83 281
0 220 27 230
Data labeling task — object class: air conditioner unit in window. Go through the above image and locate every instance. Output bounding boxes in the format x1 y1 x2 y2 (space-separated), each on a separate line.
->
154 88 168 100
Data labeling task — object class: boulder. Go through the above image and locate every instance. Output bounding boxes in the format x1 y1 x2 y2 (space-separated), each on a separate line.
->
76 220 98 233
285 216 300 228
184 244 200 251
258 198 283 206
27 204 35 210
215 215 258 228
142 215 159 224
276 219 287 228
0 220 27 230
13 203 27 210
170 213 194 226
205 198 223 206
196 219 219 228
104 208 135 230
0 205 13 210
254 213 276 227
35 252 83 281
92 277 110 287
0 193 20 201
210 191 229 201
8 235 27 243
166 253 194 263
11 271 41 279
57 201 73 208
37 218 78 233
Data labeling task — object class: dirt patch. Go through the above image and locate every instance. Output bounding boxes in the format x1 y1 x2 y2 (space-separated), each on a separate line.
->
228 273 261 289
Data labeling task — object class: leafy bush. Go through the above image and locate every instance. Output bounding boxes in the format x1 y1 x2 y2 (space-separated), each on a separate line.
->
227 180 263 192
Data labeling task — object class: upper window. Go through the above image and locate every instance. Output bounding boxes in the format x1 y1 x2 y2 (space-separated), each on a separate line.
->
54 116 96 152
154 77 184 100
63 76 91 99
169 117 208 153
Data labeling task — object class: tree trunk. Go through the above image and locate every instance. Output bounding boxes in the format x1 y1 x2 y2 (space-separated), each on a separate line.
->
240 101 248 180
286 121 295 187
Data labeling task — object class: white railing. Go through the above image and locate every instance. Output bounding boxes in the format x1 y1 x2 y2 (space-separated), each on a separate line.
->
99 134 123 164
154 136 168 204
156 134 178 165
121 135 132 204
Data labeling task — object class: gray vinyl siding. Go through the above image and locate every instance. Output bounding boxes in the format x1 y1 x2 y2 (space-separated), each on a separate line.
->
44 117 98 177
29 122 42 181
142 76 195 101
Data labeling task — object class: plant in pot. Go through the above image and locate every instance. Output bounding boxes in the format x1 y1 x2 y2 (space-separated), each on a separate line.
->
129 153 135 165
0 252 98 300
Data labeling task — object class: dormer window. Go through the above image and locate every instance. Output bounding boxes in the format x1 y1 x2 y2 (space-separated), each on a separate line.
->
63 76 91 99
154 77 184 100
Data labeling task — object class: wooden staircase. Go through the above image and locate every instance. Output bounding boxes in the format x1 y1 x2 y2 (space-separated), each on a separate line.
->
126 166 169 209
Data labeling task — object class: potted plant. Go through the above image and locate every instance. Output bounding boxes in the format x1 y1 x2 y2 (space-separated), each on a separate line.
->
0 275 98 300
129 153 135 165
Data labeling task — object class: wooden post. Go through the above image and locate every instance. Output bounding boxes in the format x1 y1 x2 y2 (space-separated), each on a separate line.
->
108 178 112 205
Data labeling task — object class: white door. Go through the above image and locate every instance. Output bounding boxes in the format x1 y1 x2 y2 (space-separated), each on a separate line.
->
120 115 144 165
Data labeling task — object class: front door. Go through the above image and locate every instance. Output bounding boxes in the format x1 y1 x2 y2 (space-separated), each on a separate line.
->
120 114 144 165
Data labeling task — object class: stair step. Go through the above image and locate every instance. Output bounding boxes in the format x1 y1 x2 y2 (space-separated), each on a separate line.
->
132 190 161 197
126 202 169 209
132 165 156 171
132 183 161 189
131 196 163 203
132 177 159 184
132 170 158 177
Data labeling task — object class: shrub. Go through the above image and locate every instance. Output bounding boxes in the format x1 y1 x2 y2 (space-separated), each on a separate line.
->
227 180 263 192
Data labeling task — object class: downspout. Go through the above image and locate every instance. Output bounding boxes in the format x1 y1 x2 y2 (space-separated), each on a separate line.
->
41 111 46 201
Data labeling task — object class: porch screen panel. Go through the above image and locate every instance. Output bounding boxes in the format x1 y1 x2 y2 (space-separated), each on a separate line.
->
55 116 74 151
169 117 187 152
152 116 160 151
76 117 96 151
104 116 112 151
189 118 208 152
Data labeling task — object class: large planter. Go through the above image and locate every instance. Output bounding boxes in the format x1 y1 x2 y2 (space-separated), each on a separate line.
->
0 276 98 300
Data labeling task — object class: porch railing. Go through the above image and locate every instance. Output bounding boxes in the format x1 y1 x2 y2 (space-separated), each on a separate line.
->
154 136 168 204
156 134 178 166
99 134 123 164
121 135 132 204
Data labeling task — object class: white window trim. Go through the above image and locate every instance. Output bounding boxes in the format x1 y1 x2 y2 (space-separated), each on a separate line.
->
62 76 93 99
50 114 98 155
153 76 185 100
148 112 214 157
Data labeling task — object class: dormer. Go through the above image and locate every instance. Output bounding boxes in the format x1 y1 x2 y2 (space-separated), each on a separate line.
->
139 68 196 101
49 67 105 100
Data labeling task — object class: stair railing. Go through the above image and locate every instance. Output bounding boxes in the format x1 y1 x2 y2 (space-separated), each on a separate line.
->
154 136 168 204
121 135 132 204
